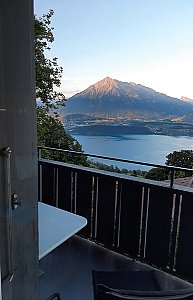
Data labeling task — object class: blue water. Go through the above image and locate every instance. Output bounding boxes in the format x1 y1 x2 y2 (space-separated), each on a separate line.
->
72 134 193 170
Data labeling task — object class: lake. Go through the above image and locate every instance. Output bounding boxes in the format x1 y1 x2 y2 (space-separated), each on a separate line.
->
72 134 193 170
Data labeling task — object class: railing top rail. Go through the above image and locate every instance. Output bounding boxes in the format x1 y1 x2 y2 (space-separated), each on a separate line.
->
37 146 193 173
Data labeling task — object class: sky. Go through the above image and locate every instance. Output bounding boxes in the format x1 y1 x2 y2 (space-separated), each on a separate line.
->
34 0 193 99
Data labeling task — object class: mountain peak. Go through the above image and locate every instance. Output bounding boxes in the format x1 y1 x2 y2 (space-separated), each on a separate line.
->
97 76 115 85
92 76 117 93
104 76 113 81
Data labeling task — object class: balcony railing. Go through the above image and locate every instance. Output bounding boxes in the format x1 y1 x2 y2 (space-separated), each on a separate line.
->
38 146 193 283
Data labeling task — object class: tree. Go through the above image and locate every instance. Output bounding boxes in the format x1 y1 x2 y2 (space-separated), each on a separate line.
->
35 11 88 166
166 150 193 177
145 150 193 181
37 108 88 166
34 10 65 109
129 169 147 177
145 167 169 181
166 150 193 169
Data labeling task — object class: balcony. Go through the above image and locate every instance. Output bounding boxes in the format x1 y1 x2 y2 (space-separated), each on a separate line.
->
38 147 193 300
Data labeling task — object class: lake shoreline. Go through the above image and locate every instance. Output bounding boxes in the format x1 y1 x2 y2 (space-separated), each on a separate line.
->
66 122 193 137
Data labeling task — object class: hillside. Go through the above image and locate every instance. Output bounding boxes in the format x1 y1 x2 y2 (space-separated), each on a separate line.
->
61 77 193 121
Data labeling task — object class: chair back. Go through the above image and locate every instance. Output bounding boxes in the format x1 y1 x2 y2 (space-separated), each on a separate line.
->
92 270 193 300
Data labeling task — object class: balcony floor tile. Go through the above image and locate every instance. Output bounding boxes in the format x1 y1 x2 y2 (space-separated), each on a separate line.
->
38 235 192 300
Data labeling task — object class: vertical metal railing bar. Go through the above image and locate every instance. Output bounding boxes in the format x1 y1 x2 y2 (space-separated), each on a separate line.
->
74 172 77 214
1 147 14 283
143 187 150 259
112 180 119 247
55 168 59 208
170 169 175 188
70 171 75 213
172 194 183 271
94 177 99 240
53 168 56 206
167 193 176 270
38 148 41 160
90 176 95 239
138 186 145 258
39 163 43 203
116 182 122 249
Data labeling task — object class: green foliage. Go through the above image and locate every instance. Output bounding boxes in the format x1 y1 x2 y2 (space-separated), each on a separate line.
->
88 162 147 177
166 150 193 177
121 168 130 174
89 162 121 173
90 161 132 174
145 150 193 181
129 169 147 177
166 150 193 169
34 10 65 109
145 167 169 181
35 11 89 166
37 108 88 166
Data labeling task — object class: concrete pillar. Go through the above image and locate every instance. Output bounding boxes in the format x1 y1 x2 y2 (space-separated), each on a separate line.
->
0 1 38 299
